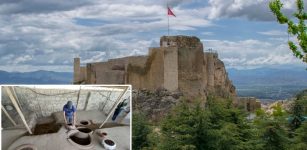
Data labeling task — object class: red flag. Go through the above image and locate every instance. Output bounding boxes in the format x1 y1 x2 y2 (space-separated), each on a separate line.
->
167 7 176 17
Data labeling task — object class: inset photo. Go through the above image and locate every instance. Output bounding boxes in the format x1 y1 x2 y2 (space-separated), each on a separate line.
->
1 85 131 150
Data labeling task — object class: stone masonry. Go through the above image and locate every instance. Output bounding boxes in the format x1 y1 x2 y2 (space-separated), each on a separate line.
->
74 35 236 99
235 97 261 112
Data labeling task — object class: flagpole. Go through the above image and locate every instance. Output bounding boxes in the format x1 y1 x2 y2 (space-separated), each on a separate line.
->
167 2 169 36
168 12 169 36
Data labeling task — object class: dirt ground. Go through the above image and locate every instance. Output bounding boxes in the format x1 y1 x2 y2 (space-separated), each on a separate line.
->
32 121 61 135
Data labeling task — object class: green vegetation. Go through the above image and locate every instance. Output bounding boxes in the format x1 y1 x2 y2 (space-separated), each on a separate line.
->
132 113 151 149
269 0 307 63
132 90 307 150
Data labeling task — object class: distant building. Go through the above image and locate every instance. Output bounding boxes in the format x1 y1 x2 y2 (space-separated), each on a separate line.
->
236 97 261 112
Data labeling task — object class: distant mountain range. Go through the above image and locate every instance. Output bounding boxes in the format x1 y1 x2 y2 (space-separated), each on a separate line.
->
228 67 307 100
0 67 306 100
0 70 72 84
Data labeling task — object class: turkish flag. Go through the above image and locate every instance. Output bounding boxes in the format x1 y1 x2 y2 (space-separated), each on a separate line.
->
167 7 176 17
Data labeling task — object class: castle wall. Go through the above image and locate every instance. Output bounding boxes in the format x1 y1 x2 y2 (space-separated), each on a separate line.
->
92 61 125 84
127 48 164 90
73 35 237 100
173 37 205 97
206 53 215 88
177 47 204 97
79 67 86 82
86 63 96 84
81 56 148 84
73 58 87 84
163 47 178 91
74 58 80 83
202 55 208 92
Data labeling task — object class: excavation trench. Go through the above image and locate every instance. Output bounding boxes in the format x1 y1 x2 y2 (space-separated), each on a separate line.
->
32 122 61 135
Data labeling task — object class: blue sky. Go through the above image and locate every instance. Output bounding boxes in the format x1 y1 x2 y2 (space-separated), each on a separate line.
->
0 0 306 72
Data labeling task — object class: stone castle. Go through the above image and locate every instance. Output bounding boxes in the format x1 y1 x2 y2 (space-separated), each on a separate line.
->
74 36 236 98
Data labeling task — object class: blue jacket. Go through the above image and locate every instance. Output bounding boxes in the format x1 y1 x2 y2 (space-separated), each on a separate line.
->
63 104 76 117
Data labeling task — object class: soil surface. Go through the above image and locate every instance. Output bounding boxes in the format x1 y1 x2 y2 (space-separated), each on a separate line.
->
32 121 61 135
105 139 115 146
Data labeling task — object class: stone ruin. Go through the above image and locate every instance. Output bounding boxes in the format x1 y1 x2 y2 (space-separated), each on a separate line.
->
74 35 236 99
235 97 261 112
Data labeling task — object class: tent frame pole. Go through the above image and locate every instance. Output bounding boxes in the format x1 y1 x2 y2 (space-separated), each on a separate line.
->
5 87 33 134
1 105 17 126
99 86 129 128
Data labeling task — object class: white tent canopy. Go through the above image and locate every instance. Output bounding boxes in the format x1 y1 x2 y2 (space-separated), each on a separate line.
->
1 85 131 134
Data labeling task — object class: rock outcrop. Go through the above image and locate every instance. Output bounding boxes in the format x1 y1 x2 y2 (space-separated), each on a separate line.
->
132 88 183 122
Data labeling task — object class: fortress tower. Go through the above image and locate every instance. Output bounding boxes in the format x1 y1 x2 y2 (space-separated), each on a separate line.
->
74 35 236 98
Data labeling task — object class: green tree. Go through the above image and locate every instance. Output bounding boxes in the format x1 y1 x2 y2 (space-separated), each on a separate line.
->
290 122 307 150
158 99 208 150
255 108 266 117
290 89 307 129
272 103 286 118
261 120 289 150
132 112 151 150
295 89 307 115
158 97 258 150
269 0 307 63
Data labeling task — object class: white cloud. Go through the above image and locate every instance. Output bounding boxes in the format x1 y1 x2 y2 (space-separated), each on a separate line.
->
12 55 32 64
258 30 287 36
202 32 214 36
0 0 304 72
202 38 303 68
203 0 303 21
0 0 214 72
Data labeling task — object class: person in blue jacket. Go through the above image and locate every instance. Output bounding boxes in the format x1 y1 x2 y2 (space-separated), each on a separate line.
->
112 99 128 121
63 101 76 125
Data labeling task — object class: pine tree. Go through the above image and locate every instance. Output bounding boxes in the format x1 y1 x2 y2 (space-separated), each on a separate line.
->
290 122 307 150
158 97 258 150
158 99 207 149
290 89 307 129
132 112 151 150
261 120 289 150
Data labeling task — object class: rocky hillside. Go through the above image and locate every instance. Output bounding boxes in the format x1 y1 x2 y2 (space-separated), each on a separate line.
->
133 88 183 122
